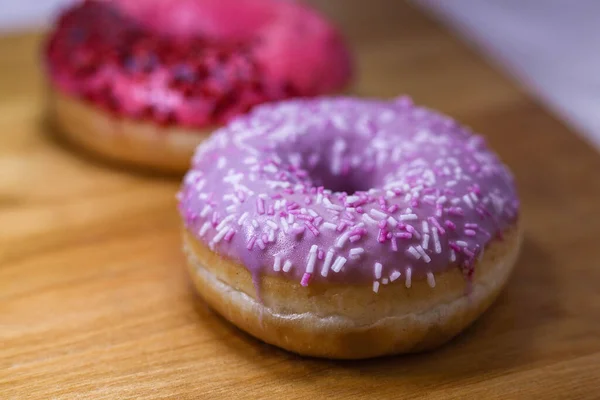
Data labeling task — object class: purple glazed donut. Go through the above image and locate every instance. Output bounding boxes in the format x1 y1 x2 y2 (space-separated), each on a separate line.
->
179 96 522 359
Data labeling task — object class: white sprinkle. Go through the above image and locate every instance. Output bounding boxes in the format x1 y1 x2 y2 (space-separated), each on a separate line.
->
432 227 442 254
422 234 430 250
199 222 211 237
306 245 318 273
436 196 447 205
463 194 474 208
335 230 352 248
389 270 401 282
323 197 344 210
217 157 227 169
256 239 266 250
263 164 278 173
225 205 237 213
382 278 389 285
447 180 457 187
374 262 383 279
321 249 335 277
273 256 281 272
282 260 293 272
416 245 431 263
422 220 429 234
331 256 347 273
451 197 462 205
407 246 421 259
470 192 478 202
456 240 468 247
268 229 276 242
370 209 388 219
387 216 399 227
280 217 290 232
405 267 412 288
345 195 360 205
287 214 295 224
211 227 229 244
216 215 235 231
266 220 279 230
450 249 457 262
362 213 378 225
308 209 319 217
349 247 365 259
243 157 258 165
200 205 212 218
323 222 337 230
252 219 259 229
427 272 436 288
372 281 380 293
266 180 291 189
274 200 281 210
400 213 418 221
386 190 396 198
316 193 323 204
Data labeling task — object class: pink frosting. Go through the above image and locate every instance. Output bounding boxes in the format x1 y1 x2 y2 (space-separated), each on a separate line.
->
45 0 352 128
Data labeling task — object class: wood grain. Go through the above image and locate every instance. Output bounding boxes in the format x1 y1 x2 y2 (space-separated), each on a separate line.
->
2 1 600 398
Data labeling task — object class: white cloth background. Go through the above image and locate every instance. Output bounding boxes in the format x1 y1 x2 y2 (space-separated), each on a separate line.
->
1 0 599 150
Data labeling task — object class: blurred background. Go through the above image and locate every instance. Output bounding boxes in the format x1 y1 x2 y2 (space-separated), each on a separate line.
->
5 0 596 149
1 0 599 150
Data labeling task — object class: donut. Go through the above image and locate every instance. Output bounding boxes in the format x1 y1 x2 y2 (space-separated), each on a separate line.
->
178 97 521 359
43 0 352 173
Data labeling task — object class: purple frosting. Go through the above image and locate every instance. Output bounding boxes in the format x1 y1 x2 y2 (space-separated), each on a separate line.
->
178 97 519 291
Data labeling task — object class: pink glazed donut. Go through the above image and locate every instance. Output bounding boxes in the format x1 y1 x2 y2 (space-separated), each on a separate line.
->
179 97 522 359
44 0 352 173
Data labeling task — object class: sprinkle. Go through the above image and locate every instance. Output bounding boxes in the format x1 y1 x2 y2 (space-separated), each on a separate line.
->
224 229 235 242
450 249 457 262
432 227 442 253
372 281 380 293
405 267 412 288
200 205 212 218
448 207 464 216
273 256 281 272
391 237 398 251
462 194 474 209
374 262 383 279
456 240 468 247
422 234 430 250
266 220 278 230
246 236 256 250
280 217 290 232
331 256 347 273
349 234 362 243
370 209 388 219
335 231 352 248
300 273 311 286
436 196 447 205
416 245 431 263
216 215 235 231
306 245 318 273
428 217 446 235
225 204 237 213
317 249 324 260
252 219 259 229
290 225 305 236
282 260 293 272
387 216 399 227
427 272 436 288
395 232 412 239
422 221 429 234
321 249 335 277
400 213 418 221
390 270 401 282
382 278 389 285
199 222 211 237
256 239 266 250
362 213 378 225
444 220 456 230
257 198 265 214
407 246 421 259
465 223 479 229
304 222 320 236
268 229 276 242
322 222 337 230
349 247 365 259
465 229 477 236
211 227 229 244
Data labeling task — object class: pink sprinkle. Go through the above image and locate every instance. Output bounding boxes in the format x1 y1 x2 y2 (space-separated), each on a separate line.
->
224 229 235 242
448 207 464 216
428 217 446 235
262 233 268 243
444 220 457 230
463 248 475 258
211 212 219 226
314 217 323 226
267 205 274 215
336 222 347 232
386 232 393 239
271 193 283 199
391 237 398 251
423 187 436 194
378 229 387 243
378 220 387 229
287 202 300 210
305 197 312 205
387 204 399 213
305 222 320 236
257 198 265 215
422 197 435 206
349 234 362 243
449 242 462 252
317 249 324 260
435 205 443 218
465 229 477 236
246 236 256 250
410 199 419 208
356 207 364 213
300 273 312 287
296 214 314 221
395 232 412 239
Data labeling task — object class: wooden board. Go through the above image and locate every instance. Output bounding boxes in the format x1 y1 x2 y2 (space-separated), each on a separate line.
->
2 1 600 398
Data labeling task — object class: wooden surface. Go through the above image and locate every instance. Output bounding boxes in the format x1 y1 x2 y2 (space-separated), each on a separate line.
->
2 1 600 399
